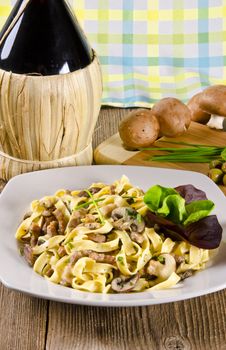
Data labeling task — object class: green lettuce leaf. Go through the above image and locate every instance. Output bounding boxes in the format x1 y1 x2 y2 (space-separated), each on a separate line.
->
143 185 177 212
184 200 215 226
144 184 215 226
157 194 187 223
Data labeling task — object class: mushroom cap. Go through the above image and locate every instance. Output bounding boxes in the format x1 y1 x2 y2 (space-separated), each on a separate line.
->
199 85 226 117
147 254 176 280
152 97 191 137
118 109 160 150
111 273 139 292
187 92 211 124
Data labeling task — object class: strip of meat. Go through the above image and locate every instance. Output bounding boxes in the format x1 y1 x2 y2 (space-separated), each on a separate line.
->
88 251 116 264
53 209 66 234
42 215 56 234
87 233 107 243
47 221 58 237
29 222 42 237
69 250 116 265
57 246 67 258
23 244 36 266
68 209 87 229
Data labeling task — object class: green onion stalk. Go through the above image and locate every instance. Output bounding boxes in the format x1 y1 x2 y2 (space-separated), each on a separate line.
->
141 141 226 163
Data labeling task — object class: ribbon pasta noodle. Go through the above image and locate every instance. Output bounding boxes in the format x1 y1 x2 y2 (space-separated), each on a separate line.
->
16 176 214 294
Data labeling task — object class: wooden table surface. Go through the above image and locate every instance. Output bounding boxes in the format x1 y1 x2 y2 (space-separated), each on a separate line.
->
1 108 226 350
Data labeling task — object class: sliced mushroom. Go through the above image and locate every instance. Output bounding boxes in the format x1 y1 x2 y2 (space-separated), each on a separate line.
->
130 232 145 244
111 273 139 292
178 269 193 280
111 207 145 233
99 203 117 217
111 207 130 221
146 254 176 280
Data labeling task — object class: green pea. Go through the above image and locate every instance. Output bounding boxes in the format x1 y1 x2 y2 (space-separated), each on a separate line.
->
208 168 223 184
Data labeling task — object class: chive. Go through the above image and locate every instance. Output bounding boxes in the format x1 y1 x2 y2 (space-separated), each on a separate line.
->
126 208 137 218
85 190 105 224
117 256 124 265
136 213 142 223
141 142 226 164
156 141 224 148
74 197 105 210
67 242 74 250
157 256 165 264
221 148 226 160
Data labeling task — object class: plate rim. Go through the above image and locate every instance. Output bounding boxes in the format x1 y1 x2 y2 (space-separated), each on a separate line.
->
0 165 225 307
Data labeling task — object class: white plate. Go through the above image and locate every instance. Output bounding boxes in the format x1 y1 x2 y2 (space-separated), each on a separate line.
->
0 165 225 307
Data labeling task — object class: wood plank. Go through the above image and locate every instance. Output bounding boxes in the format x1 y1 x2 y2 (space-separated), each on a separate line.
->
94 121 226 195
94 121 226 165
46 291 226 350
0 284 47 350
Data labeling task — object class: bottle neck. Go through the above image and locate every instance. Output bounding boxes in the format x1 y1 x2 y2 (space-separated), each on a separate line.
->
0 0 93 75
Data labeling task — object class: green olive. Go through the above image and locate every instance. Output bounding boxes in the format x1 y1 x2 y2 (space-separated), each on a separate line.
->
209 160 223 169
223 174 226 186
208 168 223 184
221 162 226 173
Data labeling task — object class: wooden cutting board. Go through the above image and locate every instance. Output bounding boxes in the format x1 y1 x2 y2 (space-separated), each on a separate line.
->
94 121 226 195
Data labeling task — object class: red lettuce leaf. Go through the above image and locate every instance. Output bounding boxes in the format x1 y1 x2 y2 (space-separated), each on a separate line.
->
174 184 208 204
145 210 222 249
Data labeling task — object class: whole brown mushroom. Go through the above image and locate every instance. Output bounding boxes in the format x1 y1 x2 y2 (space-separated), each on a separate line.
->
151 97 191 137
198 85 226 130
187 92 211 124
118 109 160 150
199 85 226 116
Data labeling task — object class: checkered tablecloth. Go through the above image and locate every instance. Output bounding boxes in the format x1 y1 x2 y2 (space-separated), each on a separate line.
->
1 0 226 107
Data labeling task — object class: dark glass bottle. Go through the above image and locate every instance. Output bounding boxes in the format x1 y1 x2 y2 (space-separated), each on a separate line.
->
0 0 93 75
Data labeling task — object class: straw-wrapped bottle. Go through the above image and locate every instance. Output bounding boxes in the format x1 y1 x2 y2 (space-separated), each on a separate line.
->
0 0 102 179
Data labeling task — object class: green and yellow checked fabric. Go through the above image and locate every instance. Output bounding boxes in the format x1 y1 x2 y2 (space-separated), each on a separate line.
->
1 1 226 107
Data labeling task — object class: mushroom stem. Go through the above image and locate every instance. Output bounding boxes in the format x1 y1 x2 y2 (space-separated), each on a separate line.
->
207 115 226 130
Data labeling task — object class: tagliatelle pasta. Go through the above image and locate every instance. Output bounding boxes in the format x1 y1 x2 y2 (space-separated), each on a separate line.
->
16 176 214 294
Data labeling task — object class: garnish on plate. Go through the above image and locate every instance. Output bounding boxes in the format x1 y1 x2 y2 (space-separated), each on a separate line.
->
144 184 222 249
